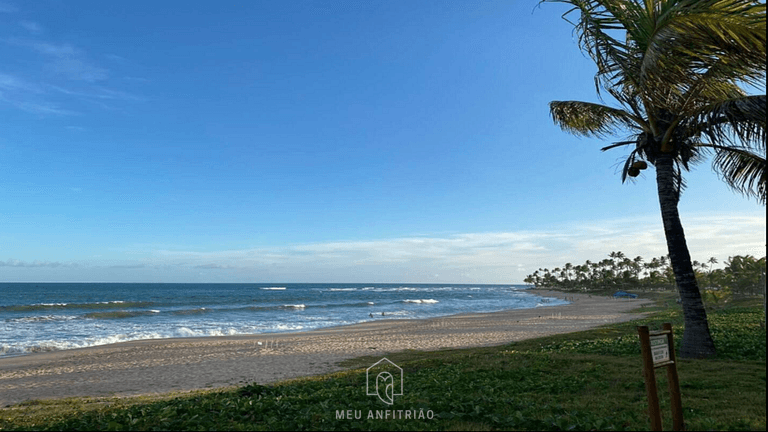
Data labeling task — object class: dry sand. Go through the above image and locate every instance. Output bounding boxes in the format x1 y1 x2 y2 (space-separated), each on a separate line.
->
0 290 651 407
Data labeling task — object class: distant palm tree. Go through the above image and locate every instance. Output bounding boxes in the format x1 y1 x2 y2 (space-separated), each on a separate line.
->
543 0 766 358
707 256 719 287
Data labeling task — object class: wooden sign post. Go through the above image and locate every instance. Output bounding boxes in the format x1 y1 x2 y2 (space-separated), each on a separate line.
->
638 323 684 431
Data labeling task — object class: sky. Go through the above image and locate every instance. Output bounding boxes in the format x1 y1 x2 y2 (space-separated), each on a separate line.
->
0 0 765 284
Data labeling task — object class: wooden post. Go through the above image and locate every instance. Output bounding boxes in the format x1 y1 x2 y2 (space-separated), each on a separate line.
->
638 326 663 431
663 323 684 431
638 323 684 431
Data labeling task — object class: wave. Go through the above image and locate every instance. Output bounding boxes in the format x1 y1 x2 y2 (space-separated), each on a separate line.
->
0 301 154 312
171 307 209 315
0 332 164 357
83 310 158 319
5 315 80 323
382 310 410 316
175 326 240 337
247 300 381 312
327 288 357 292
247 304 309 312
320 301 378 308
260 287 286 290
0 321 317 357
403 299 439 304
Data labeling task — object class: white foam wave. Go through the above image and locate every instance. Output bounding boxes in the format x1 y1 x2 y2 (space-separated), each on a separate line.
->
261 287 286 290
273 324 304 331
1 332 166 356
6 315 79 323
284 304 306 309
403 299 439 304
328 288 357 291
385 310 410 316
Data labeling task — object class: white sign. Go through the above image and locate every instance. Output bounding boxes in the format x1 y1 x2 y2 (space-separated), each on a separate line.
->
650 334 670 364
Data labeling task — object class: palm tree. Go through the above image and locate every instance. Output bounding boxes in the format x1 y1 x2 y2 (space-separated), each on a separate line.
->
706 256 718 288
543 0 766 358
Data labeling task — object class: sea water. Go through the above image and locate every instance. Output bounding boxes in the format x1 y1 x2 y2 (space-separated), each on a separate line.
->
0 283 566 357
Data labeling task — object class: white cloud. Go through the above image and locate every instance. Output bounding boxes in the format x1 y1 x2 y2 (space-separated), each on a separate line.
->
144 213 765 283
14 100 76 115
194 264 238 269
4 39 107 82
19 20 42 33
0 73 41 93
0 73 76 114
4 213 763 283
0 259 76 268
50 85 142 101
1 37 141 115
0 2 17 13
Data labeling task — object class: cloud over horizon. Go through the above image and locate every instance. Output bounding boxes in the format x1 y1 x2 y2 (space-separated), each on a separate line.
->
2 213 763 283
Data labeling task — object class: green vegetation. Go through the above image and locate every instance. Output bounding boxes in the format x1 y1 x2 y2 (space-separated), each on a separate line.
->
2 296 764 431
524 252 766 300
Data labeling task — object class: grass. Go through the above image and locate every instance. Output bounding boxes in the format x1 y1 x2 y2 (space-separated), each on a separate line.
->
1 293 765 431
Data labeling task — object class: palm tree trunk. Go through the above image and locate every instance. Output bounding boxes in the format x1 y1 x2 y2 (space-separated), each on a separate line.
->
655 154 717 358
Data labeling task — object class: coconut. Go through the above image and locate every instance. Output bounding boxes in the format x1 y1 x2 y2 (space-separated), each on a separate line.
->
632 161 648 170
628 167 641 177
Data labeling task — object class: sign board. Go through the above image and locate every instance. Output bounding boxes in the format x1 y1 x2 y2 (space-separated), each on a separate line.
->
638 324 684 431
649 334 670 364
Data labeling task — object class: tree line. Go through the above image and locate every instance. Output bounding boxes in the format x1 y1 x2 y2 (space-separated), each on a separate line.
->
524 251 766 298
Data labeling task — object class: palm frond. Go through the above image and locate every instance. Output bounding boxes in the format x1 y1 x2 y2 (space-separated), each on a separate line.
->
547 0 643 95
544 0 766 205
689 95 767 148
549 101 642 137
671 158 690 202
601 139 637 151
639 1 766 87
677 67 749 114
709 145 767 204
619 149 640 183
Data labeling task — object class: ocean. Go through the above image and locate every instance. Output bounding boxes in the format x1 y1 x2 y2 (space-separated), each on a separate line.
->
0 283 566 357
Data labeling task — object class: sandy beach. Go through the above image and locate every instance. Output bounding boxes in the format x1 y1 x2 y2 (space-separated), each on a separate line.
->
0 290 651 407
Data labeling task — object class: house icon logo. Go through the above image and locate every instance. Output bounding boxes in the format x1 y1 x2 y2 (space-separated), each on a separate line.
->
366 358 403 405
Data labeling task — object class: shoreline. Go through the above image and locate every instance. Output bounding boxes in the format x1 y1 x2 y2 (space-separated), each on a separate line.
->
0 290 651 407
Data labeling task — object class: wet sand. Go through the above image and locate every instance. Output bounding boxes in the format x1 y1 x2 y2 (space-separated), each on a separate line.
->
0 290 651 406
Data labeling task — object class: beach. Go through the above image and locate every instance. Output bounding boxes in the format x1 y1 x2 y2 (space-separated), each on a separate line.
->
0 290 651 407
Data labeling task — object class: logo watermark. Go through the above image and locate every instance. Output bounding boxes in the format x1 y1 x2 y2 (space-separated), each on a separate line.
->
366 357 403 405
331 357 435 422
336 409 434 420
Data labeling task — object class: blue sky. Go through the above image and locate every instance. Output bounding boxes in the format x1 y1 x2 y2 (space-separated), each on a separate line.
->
0 0 765 283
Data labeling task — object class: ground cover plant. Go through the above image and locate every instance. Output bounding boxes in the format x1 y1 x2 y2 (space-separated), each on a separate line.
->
0 295 764 431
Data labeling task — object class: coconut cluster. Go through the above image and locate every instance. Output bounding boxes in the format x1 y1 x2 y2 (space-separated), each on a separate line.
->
628 160 648 177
